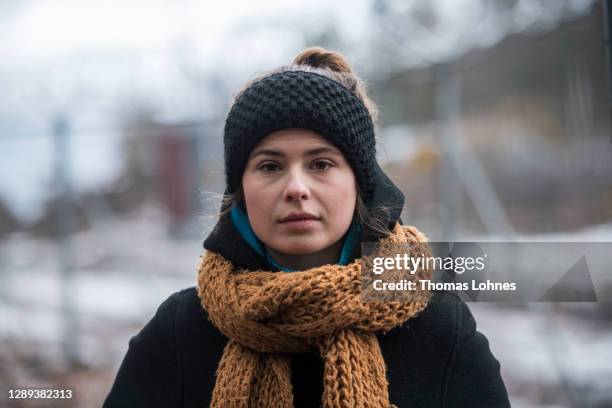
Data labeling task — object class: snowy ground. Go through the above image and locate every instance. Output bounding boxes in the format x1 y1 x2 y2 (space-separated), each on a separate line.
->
470 303 612 408
1 206 611 407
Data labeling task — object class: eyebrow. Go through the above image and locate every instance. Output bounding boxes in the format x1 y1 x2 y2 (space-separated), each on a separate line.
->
248 146 341 160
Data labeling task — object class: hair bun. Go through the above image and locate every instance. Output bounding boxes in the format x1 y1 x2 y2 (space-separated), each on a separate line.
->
292 47 353 75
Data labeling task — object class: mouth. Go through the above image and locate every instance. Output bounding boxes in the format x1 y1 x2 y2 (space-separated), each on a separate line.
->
279 213 321 230
279 218 320 231
279 213 320 223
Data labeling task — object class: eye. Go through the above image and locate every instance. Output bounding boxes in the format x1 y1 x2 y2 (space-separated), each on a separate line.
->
311 160 333 171
257 162 281 173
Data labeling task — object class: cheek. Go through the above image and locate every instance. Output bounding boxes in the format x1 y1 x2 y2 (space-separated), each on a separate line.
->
242 176 276 227
322 173 357 221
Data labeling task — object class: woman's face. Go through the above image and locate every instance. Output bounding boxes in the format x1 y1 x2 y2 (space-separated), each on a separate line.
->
242 129 357 256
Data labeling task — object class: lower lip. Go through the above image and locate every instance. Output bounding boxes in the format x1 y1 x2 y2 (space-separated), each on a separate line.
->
280 219 319 230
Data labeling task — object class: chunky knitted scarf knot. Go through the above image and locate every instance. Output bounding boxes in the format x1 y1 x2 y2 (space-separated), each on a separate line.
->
197 223 433 408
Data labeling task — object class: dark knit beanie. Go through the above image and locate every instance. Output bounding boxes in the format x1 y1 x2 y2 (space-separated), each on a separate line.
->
223 70 378 204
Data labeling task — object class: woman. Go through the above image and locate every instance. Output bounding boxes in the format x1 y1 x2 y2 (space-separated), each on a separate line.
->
104 47 510 408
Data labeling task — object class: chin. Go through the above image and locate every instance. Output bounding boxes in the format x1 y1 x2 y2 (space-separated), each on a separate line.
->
272 241 325 256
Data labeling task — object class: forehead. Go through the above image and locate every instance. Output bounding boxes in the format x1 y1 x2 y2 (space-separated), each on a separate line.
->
255 129 338 151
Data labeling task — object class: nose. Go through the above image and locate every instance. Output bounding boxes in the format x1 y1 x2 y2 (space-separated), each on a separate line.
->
283 169 311 201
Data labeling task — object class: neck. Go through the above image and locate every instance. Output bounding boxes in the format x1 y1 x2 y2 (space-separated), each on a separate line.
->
266 238 345 271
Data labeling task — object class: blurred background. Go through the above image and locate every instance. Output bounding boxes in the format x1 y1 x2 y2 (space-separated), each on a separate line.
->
0 0 611 406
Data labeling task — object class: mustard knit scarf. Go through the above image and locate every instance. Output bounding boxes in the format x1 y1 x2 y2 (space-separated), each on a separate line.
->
196 223 433 408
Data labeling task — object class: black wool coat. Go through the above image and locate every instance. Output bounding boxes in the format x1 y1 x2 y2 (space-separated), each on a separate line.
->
104 178 510 407
103 287 510 408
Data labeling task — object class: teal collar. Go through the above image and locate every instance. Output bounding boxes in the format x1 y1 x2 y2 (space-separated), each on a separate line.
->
230 206 361 272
